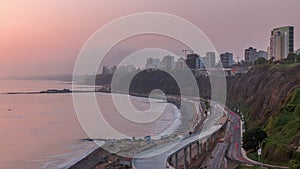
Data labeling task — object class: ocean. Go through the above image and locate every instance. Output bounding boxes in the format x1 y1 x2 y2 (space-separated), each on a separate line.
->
0 79 181 169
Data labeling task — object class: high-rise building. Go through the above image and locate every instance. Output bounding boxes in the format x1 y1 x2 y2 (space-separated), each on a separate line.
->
244 47 257 64
269 26 294 61
160 55 175 70
145 57 160 69
175 58 185 69
205 52 216 68
220 52 234 68
245 47 268 63
126 64 136 72
102 65 110 74
267 46 271 60
198 57 205 69
257 50 268 60
186 54 200 70
110 65 117 74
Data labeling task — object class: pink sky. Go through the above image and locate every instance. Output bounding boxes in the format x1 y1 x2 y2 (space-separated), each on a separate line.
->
0 0 299 77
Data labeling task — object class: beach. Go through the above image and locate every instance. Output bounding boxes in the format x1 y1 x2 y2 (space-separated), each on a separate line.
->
0 79 189 169
68 95 204 169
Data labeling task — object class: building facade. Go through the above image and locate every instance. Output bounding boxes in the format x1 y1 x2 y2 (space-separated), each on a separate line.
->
245 47 268 64
269 26 294 61
145 57 160 69
244 47 257 64
220 52 234 68
296 48 300 56
175 58 185 69
186 53 205 70
204 52 216 68
257 50 268 60
160 55 175 70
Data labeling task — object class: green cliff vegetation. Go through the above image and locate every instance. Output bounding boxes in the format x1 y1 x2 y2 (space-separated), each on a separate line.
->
93 60 300 167
239 87 300 168
263 88 300 166
243 128 267 152
226 63 300 167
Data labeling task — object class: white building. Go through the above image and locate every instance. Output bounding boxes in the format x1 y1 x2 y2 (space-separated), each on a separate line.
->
145 58 160 69
160 55 175 70
175 58 185 69
257 50 268 60
269 26 294 61
204 52 216 68
244 47 257 64
245 47 268 63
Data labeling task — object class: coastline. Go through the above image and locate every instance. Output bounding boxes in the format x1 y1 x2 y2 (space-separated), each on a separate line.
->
68 147 112 169
67 92 200 169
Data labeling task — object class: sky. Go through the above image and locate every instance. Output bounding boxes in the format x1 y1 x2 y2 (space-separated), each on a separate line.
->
0 0 299 77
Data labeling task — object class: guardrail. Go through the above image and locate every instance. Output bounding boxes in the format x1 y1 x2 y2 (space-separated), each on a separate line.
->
132 100 228 169
166 116 228 169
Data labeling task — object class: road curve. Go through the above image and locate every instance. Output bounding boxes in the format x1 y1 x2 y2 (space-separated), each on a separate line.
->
226 109 289 169
132 101 225 169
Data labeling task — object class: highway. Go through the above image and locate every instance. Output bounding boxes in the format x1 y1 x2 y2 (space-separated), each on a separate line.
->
206 142 228 169
225 108 289 169
132 100 225 169
133 101 289 169
205 114 231 169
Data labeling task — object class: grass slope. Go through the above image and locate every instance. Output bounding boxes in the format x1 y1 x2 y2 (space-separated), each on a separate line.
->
263 88 300 167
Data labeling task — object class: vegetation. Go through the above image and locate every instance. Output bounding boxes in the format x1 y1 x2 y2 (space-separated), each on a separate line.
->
227 63 300 167
239 88 300 168
92 62 300 167
269 62 300 70
289 160 300 169
204 99 210 110
256 52 300 66
261 88 300 164
282 53 300 64
254 57 267 65
243 128 267 152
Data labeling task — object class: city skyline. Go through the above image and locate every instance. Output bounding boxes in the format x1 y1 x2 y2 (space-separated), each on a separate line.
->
1 0 300 77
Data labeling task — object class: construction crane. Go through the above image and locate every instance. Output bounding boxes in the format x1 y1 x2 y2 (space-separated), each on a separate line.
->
182 49 194 58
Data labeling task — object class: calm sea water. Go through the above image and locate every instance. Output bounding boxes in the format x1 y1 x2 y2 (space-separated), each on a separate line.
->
0 79 180 169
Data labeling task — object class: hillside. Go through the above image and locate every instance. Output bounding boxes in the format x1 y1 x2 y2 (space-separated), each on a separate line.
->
227 63 300 166
94 63 300 166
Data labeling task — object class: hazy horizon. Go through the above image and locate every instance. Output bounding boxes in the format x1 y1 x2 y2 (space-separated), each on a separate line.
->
1 0 299 77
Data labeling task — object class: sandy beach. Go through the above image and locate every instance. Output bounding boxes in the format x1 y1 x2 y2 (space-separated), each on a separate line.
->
68 95 202 169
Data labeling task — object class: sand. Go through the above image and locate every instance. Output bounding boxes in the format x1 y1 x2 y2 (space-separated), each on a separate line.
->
68 95 204 169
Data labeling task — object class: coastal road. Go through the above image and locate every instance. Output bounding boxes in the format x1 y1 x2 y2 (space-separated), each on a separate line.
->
205 113 231 169
206 142 228 169
226 109 289 169
132 101 225 169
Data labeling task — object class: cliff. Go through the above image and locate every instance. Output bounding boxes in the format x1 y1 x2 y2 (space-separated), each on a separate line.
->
94 63 300 166
226 63 300 166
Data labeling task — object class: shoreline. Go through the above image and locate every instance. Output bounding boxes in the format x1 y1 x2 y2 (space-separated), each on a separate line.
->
67 93 199 169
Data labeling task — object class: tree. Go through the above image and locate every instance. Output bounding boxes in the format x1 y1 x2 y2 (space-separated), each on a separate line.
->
255 57 267 65
204 99 210 110
243 128 267 152
268 56 275 64
283 53 298 63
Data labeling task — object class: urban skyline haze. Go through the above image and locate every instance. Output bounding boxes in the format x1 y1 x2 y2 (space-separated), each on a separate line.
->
0 0 299 77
